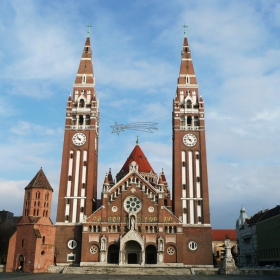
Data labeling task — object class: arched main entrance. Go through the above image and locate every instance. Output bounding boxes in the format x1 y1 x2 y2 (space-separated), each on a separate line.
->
108 244 119 264
17 255 24 271
125 241 141 264
145 245 157 264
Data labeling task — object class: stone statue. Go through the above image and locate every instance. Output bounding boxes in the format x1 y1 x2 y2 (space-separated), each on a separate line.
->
101 235 106 251
222 235 235 268
159 240 163 251
130 216 135 230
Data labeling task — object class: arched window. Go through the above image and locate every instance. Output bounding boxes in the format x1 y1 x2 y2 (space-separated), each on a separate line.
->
36 192 40 199
45 193 49 201
186 100 192 108
187 116 192 126
194 116 199 127
79 99 85 107
180 116 185 127
79 115 83 125
164 199 168 206
85 115 90 125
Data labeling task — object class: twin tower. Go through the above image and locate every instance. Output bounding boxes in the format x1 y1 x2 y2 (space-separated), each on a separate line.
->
7 32 213 272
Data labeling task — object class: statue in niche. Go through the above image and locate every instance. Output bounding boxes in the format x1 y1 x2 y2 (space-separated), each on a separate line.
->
130 216 135 230
101 235 106 251
158 237 164 251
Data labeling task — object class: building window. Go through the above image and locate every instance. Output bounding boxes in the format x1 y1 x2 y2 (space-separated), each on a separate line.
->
186 100 192 108
67 240 77 249
196 177 200 183
167 246 175 255
188 241 198 251
180 116 185 127
182 184 186 190
67 253 76 261
187 116 192 126
194 116 199 126
182 161 185 167
90 245 98 255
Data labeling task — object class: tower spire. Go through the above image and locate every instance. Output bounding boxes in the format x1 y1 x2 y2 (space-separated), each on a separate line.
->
182 24 188 38
87 24 92 38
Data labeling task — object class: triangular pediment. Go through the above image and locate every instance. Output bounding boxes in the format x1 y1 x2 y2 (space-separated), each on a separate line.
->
120 229 144 250
108 170 158 195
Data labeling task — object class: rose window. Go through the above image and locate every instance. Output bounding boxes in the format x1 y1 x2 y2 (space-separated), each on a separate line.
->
90 245 98 254
167 246 175 255
124 196 142 213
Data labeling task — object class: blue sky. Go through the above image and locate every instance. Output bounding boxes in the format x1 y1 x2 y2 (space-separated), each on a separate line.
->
1 0 280 228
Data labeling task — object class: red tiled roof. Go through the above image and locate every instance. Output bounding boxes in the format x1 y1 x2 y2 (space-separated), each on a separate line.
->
119 145 156 174
212 229 236 241
25 168 53 191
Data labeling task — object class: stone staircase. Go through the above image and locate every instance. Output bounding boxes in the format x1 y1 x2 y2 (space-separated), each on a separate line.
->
65 266 193 275
48 265 220 275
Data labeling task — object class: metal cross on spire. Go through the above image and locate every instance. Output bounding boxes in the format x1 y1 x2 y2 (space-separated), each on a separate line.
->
182 24 188 37
87 24 92 37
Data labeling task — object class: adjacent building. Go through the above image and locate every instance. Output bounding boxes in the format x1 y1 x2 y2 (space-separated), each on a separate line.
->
6 169 56 272
236 206 280 267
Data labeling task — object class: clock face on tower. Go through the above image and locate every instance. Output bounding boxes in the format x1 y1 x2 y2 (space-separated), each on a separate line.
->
183 133 197 147
72 133 86 146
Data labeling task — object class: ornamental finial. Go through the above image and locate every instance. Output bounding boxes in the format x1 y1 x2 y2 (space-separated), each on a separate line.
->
87 24 92 37
182 24 188 37
136 135 139 145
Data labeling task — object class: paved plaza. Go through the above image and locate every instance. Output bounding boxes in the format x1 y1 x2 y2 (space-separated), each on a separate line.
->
0 274 280 280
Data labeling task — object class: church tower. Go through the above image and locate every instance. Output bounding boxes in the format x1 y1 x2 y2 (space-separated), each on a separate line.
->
172 32 212 264
6 168 55 273
55 29 99 263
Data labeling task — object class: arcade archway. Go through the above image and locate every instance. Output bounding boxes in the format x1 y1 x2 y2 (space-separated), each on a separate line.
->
145 245 157 264
125 240 141 264
108 244 119 264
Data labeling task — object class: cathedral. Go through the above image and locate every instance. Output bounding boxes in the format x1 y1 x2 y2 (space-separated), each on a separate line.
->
6 30 213 272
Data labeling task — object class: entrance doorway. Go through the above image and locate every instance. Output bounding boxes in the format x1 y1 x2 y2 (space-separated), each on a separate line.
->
108 244 119 264
145 245 157 264
128 253 137 264
125 241 141 264
17 255 24 271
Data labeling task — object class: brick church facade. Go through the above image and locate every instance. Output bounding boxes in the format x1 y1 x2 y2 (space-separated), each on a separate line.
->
7 30 213 271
